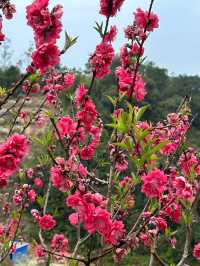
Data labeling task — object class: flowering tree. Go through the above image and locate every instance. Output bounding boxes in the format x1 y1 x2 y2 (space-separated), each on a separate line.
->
0 0 200 265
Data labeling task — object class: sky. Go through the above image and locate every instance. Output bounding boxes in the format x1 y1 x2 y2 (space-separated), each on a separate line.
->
2 0 200 75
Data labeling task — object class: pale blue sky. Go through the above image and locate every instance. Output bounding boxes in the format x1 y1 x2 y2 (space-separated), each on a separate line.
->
3 0 200 75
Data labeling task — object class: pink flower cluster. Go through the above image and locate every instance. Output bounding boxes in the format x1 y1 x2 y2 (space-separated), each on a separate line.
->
100 0 125 17
0 134 28 188
178 147 200 177
26 0 63 73
32 211 56 231
141 169 167 198
134 8 159 32
50 157 74 192
0 0 16 42
193 243 200 261
67 191 125 245
51 234 68 255
55 86 102 162
153 113 189 156
115 8 159 100
90 42 114 78
41 69 74 105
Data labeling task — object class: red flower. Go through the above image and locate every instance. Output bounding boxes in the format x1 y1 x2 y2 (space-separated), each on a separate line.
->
64 72 74 90
134 74 147 102
80 145 95 161
134 8 159 32
75 84 88 108
141 169 167 198
39 214 56 231
193 243 200 261
50 165 73 192
34 177 44 188
56 116 77 140
0 16 5 42
51 234 68 253
26 0 50 32
100 0 125 17
35 244 45 258
77 99 98 130
32 43 60 74
90 42 114 78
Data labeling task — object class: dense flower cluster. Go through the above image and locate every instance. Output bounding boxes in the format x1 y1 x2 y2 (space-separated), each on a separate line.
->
26 0 63 73
0 134 28 188
0 0 199 264
90 42 114 78
32 211 56 231
100 0 125 17
40 69 75 106
141 169 167 198
134 8 159 32
67 191 125 245
51 234 68 255
0 0 15 42
115 8 159 99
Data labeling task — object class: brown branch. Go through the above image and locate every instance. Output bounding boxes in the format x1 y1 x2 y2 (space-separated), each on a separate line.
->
0 73 30 109
43 249 86 264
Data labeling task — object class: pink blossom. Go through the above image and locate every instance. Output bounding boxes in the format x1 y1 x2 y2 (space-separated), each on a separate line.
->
141 169 167 198
134 74 147 101
26 0 50 32
51 234 68 253
50 165 73 192
35 244 45 258
77 99 98 130
39 214 56 231
90 42 114 78
115 158 128 173
27 168 33 178
100 0 125 17
193 243 200 261
80 145 95 161
64 72 74 90
28 189 36 203
119 176 132 188
163 203 182 223
131 43 144 56
32 43 60 74
75 84 88 108
34 177 44 188
56 116 77 140
106 220 125 245
2 3 16 20
69 213 79 226
104 25 117 42
134 8 159 32
155 217 167 231
0 16 5 42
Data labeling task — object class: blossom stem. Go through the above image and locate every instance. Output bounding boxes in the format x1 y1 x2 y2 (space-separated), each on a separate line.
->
0 72 30 109
128 0 155 100
8 85 32 136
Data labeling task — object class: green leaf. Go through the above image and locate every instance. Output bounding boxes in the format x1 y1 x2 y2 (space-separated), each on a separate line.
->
106 95 117 106
28 72 40 83
94 21 104 38
32 129 53 148
37 154 50 165
0 86 6 97
37 195 45 208
62 31 78 54
135 105 150 122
